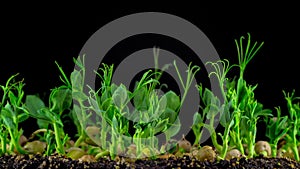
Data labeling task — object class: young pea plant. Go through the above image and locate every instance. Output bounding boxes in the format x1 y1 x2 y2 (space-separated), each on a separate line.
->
70 56 96 148
94 64 131 158
194 33 271 159
77 60 132 159
116 65 168 150
199 59 236 159
191 109 205 146
131 81 181 158
240 86 272 158
131 79 166 158
265 107 289 157
110 84 131 159
0 74 29 155
203 59 236 159
25 62 72 155
230 32 266 156
92 62 116 151
161 60 200 152
110 64 175 158
283 90 300 161
195 85 223 154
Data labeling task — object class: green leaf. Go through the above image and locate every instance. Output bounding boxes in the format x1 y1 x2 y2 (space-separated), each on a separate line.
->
220 106 228 127
73 104 84 125
154 94 167 117
228 117 235 128
110 83 118 95
236 78 247 104
105 107 116 125
1 106 16 130
17 113 29 123
25 95 50 129
165 91 180 111
133 86 148 111
100 88 111 103
141 110 150 123
112 84 128 109
203 88 213 106
72 91 88 101
160 108 178 125
206 104 220 120
101 98 112 111
164 117 181 139
8 91 18 106
71 70 83 91
112 116 119 133
88 96 100 113
37 119 50 129
278 116 288 129
193 112 203 125
38 108 56 123
50 88 72 114
25 95 46 115
4 102 16 117
254 109 272 118
153 118 168 134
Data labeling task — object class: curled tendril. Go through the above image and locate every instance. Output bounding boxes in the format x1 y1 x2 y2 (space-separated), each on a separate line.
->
235 33 264 78
206 59 237 100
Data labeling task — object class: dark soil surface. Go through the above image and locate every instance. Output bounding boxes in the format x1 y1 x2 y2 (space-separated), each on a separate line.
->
0 154 299 169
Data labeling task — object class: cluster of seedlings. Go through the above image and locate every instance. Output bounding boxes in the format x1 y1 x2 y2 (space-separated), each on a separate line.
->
0 33 299 167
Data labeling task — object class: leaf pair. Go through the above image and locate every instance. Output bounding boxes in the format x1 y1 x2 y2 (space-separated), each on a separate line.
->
25 87 72 129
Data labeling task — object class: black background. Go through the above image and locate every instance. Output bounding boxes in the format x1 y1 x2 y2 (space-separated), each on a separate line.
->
1 4 299 141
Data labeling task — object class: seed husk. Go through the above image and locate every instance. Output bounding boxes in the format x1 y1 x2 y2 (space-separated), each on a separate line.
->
23 140 46 154
255 141 271 157
195 145 216 162
226 149 242 160
177 135 191 153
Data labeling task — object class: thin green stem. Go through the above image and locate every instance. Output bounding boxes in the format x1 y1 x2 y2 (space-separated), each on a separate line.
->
233 111 244 154
247 130 254 158
95 150 110 160
101 117 107 149
270 142 278 158
7 128 26 154
220 125 231 159
53 122 65 154
174 61 200 107
292 120 299 161
0 130 8 155
74 134 85 147
208 114 222 153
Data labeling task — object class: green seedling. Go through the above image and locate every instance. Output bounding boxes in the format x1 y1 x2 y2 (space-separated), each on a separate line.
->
283 90 300 161
231 33 266 156
25 62 72 155
195 84 234 159
193 33 271 159
196 85 223 153
26 129 57 156
191 105 206 146
265 107 289 157
192 59 235 159
240 89 272 158
0 74 28 155
70 56 94 147
206 59 235 159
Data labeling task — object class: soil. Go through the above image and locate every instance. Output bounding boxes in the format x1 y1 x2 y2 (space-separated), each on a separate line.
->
0 154 299 169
